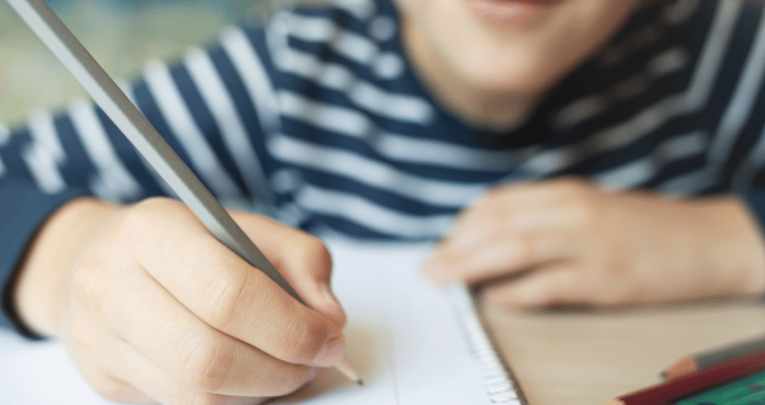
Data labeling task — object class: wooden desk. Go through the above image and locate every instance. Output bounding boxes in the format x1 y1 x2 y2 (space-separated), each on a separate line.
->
484 299 765 405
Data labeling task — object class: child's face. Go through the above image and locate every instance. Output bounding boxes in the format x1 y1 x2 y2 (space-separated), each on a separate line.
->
396 0 641 96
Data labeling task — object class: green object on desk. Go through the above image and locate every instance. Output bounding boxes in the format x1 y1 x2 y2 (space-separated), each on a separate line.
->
676 370 765 405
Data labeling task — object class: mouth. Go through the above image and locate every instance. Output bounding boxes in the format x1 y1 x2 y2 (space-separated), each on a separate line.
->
465 0 561 23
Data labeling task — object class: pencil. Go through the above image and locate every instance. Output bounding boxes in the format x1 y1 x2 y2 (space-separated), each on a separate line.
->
661 334 765 380
674 370 765 405
607 351 765 405
7 0 362 385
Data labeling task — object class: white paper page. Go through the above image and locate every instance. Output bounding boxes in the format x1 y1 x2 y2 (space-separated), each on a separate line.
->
0 332 114 405
271 240 501 405
0 240 509 404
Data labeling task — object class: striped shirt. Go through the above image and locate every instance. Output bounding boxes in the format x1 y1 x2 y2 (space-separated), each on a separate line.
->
2 0 765 333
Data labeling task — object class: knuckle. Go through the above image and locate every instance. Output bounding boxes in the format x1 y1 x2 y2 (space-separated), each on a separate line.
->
121 197 182 241
292 235 332 269
202 268 250 329
282 314 333 363
312 239 333 270
181 334 234 392
70 261 109 303
133 196 179 213
273 233 333 282
122 197 162 228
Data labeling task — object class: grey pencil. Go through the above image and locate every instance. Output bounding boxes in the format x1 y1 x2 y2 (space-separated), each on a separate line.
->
7 0 361 385
662 334 765 379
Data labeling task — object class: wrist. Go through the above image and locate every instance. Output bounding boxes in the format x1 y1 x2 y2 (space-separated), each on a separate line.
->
13 198 122 337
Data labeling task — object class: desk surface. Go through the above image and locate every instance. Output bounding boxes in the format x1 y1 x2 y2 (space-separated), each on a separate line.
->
485 299 765 405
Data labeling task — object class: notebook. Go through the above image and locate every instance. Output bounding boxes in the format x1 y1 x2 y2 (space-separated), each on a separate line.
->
0 239 524 405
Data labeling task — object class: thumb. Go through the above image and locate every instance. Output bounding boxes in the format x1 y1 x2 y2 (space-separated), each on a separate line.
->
273 236 347 328
233 212 347 327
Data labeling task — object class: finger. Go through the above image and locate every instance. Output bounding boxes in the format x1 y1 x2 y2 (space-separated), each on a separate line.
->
81 372 156 404
448 182 596 252
98 258 319 397
62 297 164 404
68 352 155 403
479 263 588 308
109 339 271 405
125 200 347 369
232 212 346 327
424 232 581 284
467 178 592 218
445 207 585 254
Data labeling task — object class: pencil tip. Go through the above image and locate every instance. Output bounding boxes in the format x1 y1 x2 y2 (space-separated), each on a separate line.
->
356 379 364 386
660 371 667 379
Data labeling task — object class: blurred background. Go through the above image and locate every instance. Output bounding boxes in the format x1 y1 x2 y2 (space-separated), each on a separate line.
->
0 0 289 124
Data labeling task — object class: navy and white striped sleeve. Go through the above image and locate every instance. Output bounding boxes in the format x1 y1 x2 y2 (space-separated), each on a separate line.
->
704 0 765 232
729 3 765 230
0 25 276 336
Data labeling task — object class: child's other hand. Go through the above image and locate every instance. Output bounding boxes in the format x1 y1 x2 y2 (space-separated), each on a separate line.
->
423 178 765 308
14 197 346 404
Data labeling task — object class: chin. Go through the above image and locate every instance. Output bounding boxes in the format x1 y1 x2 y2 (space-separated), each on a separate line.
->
456 58 559 96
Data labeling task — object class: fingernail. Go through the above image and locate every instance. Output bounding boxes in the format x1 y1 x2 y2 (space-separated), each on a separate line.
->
313 335 345 366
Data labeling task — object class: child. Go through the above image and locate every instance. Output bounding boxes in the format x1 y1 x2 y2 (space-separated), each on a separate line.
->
2 0 765 403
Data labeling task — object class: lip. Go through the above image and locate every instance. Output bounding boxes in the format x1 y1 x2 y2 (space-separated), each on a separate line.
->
465 0 561 24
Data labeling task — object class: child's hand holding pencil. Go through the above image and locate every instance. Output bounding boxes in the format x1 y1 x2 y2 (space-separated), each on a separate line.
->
15 197 348 404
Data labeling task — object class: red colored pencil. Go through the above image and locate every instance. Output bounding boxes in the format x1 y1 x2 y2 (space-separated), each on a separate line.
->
607 351 765 405
661 334 765 379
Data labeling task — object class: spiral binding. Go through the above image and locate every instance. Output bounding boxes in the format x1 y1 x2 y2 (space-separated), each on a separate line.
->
447 283 528 405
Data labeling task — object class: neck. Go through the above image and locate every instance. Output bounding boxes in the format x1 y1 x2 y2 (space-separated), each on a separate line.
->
401 20 543 133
